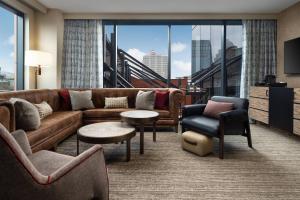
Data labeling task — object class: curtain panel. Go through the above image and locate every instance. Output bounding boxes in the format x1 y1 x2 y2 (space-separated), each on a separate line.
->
62 20 102 88
240 20 277 98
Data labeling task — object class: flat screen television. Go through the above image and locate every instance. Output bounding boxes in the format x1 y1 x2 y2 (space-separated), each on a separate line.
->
284 37 300 74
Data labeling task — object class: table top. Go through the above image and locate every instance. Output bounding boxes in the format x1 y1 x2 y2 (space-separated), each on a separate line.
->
77 122 135 143
120 110 159 119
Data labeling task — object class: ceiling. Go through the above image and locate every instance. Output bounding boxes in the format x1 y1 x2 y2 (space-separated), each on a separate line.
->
37 0 300 14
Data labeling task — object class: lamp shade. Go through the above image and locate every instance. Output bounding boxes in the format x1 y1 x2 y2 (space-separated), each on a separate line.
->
25 50 52 67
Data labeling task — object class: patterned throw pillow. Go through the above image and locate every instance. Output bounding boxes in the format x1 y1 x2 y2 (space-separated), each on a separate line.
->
105 97 128 108
34 101 53 119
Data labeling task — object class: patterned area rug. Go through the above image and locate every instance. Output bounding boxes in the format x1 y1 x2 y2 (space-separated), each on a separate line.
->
57 125 300 200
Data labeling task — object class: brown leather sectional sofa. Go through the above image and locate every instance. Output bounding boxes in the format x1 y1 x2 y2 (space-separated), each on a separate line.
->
0 88 184 152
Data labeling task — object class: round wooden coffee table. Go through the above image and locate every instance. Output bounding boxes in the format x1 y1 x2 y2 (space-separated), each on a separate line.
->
77 122 136 161
120 110 159 154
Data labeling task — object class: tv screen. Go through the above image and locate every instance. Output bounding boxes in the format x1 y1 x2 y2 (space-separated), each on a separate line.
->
284 37 300 74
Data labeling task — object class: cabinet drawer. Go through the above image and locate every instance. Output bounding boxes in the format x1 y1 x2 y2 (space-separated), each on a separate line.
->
249 98 269 111
249 108 269 124
294 103 300 119
250 87 269 99
294 88 300 103
293 119 300 136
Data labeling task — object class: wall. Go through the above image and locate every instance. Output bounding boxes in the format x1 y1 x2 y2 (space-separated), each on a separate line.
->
277 2 300 87
35 10 64 89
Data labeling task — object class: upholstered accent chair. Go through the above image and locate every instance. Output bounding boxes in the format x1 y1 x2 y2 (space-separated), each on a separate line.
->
0 123 109 200
181 96 252 159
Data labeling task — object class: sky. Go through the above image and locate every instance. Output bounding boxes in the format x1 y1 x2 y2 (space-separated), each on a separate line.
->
116 24 242 79
0 6 15 74
117 25 192 79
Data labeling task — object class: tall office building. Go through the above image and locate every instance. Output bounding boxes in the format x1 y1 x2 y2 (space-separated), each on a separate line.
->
192 40 212 75
143 50 168 79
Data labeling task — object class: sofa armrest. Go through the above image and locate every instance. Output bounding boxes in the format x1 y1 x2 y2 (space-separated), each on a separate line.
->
0 101 15 132
182 104 206 118
49 145 108 183
169 89 184 118
11 129 32 156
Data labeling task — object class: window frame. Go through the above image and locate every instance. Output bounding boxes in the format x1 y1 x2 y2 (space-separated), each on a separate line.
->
0 2 25 90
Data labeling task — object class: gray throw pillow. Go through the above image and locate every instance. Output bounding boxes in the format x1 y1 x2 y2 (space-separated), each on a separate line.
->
135 90 156 110
9 98 41 131
69 90 95 111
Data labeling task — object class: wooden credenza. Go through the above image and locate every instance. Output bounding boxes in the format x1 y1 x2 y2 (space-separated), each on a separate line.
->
293 88 300 136
250 86 299 135
249 87 269 124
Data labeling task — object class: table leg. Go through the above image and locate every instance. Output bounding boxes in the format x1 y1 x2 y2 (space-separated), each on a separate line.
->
153 122 156 142
77 134 79 156
126 139 131 162
140 125 144 154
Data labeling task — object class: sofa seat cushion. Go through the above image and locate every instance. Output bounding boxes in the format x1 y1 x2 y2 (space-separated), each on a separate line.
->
154 109 170 118
182 116 220 137
27 111 82 147
83 108 170 119
28 150 73 175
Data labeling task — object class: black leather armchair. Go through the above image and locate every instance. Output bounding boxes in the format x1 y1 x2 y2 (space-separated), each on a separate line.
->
181 96 252 159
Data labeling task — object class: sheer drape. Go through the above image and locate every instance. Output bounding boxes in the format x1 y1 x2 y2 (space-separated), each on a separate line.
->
62 20 103 88
240 20 277 98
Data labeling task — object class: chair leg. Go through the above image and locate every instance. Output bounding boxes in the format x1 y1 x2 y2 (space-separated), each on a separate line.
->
174 125 178 133
246 123 253 148
219 135 224 159
181 125 186 133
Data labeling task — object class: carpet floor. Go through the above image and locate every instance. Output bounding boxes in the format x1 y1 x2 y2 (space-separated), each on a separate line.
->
57 124 300 200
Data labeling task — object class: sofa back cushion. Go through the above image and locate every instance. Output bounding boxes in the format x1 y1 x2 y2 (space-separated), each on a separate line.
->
91 88 169 109
0 89 61 112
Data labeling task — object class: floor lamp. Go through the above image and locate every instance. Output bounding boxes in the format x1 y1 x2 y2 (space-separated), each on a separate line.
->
25 50 52 89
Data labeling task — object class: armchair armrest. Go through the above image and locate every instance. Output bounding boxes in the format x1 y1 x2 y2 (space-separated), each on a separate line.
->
48 145 107 183
219 109 248 122
182 104 206 118
11 129 32 156
219 109 249 135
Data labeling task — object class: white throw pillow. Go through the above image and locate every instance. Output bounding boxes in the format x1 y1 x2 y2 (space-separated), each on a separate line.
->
69 90 95 111
135 90 156 110
105 97 128 108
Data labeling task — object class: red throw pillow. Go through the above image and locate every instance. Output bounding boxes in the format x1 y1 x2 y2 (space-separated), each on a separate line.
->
203 100 233 119
59 89 71 110
155 90 169 110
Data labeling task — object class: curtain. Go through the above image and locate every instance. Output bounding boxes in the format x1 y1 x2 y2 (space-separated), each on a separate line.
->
240 20 277 98
62 19 103 88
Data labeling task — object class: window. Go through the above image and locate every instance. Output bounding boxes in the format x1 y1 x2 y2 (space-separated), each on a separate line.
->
103 20 242 104
0 3 24 91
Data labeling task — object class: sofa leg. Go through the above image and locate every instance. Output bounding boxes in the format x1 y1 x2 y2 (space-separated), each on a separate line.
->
219 136 224 159
246 123 253 148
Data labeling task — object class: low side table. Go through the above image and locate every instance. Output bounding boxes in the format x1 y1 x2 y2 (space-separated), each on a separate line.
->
120 110 159 154
77 122 136 161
